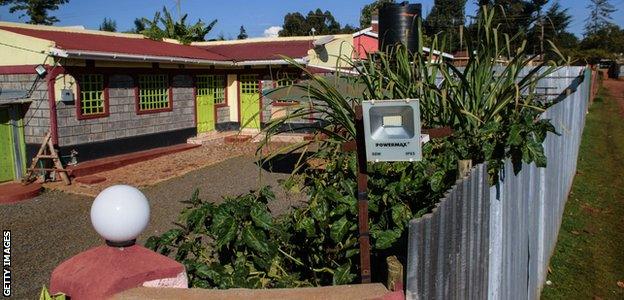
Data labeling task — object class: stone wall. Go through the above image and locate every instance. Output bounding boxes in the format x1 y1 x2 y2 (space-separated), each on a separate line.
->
216 106 229 124
0 74 50 144
56 74 195 147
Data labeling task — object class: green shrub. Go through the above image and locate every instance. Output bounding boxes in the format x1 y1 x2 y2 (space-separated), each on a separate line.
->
149 6 570 289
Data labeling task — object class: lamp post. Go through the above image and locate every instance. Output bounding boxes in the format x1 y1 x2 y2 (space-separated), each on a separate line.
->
90 185 150 247
50 185 187 299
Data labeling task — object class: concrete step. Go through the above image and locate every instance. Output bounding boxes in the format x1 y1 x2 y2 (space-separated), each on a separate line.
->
0 182 42 204
67 143 200 178
187 131 238 145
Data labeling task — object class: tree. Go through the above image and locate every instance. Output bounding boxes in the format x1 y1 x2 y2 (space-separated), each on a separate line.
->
99 17 116 32
279 9 351 36
237 25 248 39
425 0 467 52
0 0 69 25
525 1 573 54
359 0 394 28
279 12 307 36
580 24 624 58
128 18 146 33
140 6 217 44
474 0 549 52
584 0 616 36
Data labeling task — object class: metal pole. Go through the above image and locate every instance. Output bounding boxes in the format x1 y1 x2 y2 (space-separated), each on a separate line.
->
355 105 372 283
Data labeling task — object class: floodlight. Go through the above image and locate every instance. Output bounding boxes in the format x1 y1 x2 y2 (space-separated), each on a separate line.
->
362 99 421 162
34 64 47 77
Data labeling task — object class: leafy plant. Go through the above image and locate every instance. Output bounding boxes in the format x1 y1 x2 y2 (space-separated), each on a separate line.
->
146 187 307 288
139 6 217 44
150 6 571 290
39 286 65 300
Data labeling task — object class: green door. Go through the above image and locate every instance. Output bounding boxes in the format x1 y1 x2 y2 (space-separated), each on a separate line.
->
239 74 260 129
0 108 15 182
196 75 215 133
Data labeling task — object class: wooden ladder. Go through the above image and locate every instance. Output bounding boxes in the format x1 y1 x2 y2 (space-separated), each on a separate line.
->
22 132 71 185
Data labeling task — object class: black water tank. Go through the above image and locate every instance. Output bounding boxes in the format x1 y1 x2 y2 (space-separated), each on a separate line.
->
378 2 422 53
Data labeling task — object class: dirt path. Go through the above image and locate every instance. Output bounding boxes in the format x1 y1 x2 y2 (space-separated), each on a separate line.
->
601 78 624 116
0 155 303 299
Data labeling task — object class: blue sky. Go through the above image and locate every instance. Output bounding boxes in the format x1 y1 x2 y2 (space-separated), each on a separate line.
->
0 0 622 39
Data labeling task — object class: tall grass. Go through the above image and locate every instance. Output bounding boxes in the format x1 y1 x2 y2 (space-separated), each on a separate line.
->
260 6 567 177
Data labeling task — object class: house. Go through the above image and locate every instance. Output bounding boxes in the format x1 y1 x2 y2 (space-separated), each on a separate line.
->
0 21 353 183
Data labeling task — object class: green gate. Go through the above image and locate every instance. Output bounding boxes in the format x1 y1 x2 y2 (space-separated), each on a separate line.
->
196 75 216 133
0 107 16 182
239 74 260 129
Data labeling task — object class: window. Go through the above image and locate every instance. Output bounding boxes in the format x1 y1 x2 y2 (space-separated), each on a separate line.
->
197 75 226 105
272 72 299 106
78 74 107 119
275 72 297 88
240 74 259 94
137 74 171 113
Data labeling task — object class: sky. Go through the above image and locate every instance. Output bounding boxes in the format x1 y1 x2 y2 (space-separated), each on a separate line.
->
0 0 623 39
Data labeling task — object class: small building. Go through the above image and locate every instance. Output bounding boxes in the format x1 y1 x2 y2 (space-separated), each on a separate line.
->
0 21 352 182
352 16 454 61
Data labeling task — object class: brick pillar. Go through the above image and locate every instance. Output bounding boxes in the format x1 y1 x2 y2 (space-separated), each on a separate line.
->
50 245 187 299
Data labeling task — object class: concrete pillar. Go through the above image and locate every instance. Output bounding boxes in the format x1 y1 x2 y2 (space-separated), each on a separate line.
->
50 245 187 299
48 185 187 299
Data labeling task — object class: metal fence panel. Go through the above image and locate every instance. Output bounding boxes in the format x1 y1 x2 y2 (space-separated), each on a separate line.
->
406 66 590 300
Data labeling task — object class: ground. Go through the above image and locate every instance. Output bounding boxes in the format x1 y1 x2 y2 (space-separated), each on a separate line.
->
0 152 305 299
541 77 624 299
44 136 282 197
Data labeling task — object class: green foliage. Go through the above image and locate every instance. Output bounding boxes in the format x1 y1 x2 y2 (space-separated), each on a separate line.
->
237 25 248 40
359 0 394 28
0 0 69 25
150 6 570 290
265 6 563 181
39 286 65 300
279 9 356 37
99 17 116 32
424 0 467 52
146 188 310 288
139 6 217 44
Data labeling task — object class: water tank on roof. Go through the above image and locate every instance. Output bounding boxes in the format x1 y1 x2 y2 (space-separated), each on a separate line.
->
378 2 422 53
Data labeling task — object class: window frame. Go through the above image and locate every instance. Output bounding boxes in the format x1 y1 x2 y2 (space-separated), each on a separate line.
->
134 74 173 115
76 73 110 120
196 75 228 108
272 72 299 107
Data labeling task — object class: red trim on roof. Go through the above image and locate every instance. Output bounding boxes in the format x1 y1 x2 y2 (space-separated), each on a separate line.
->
197 40 314 61
0 65 41 74
0 26 230 61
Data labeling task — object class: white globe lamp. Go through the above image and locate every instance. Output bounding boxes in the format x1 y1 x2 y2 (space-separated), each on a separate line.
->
90 185 150 247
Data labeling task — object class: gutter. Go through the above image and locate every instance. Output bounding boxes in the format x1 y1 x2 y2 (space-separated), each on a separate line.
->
49 47 234 66
234 58 308 66
422 47 454 59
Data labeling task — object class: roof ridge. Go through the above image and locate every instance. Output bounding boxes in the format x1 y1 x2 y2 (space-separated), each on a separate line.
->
0 21 145 39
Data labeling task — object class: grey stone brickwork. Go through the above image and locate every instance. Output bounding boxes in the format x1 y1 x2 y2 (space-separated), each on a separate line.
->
56 74 195 147
0 74 50 144
216 106 229 123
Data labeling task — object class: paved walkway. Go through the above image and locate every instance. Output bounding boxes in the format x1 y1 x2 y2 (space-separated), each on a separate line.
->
0 155 304 299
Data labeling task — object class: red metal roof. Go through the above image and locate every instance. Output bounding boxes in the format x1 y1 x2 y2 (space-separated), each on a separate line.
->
197 40 314 62
0 26 230 61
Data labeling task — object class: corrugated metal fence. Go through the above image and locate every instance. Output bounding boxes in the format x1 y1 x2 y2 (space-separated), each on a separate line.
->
406 66 591 300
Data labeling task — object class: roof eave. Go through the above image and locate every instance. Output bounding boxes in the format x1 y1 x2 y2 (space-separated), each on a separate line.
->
235 58 308 66
50 47 234 66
